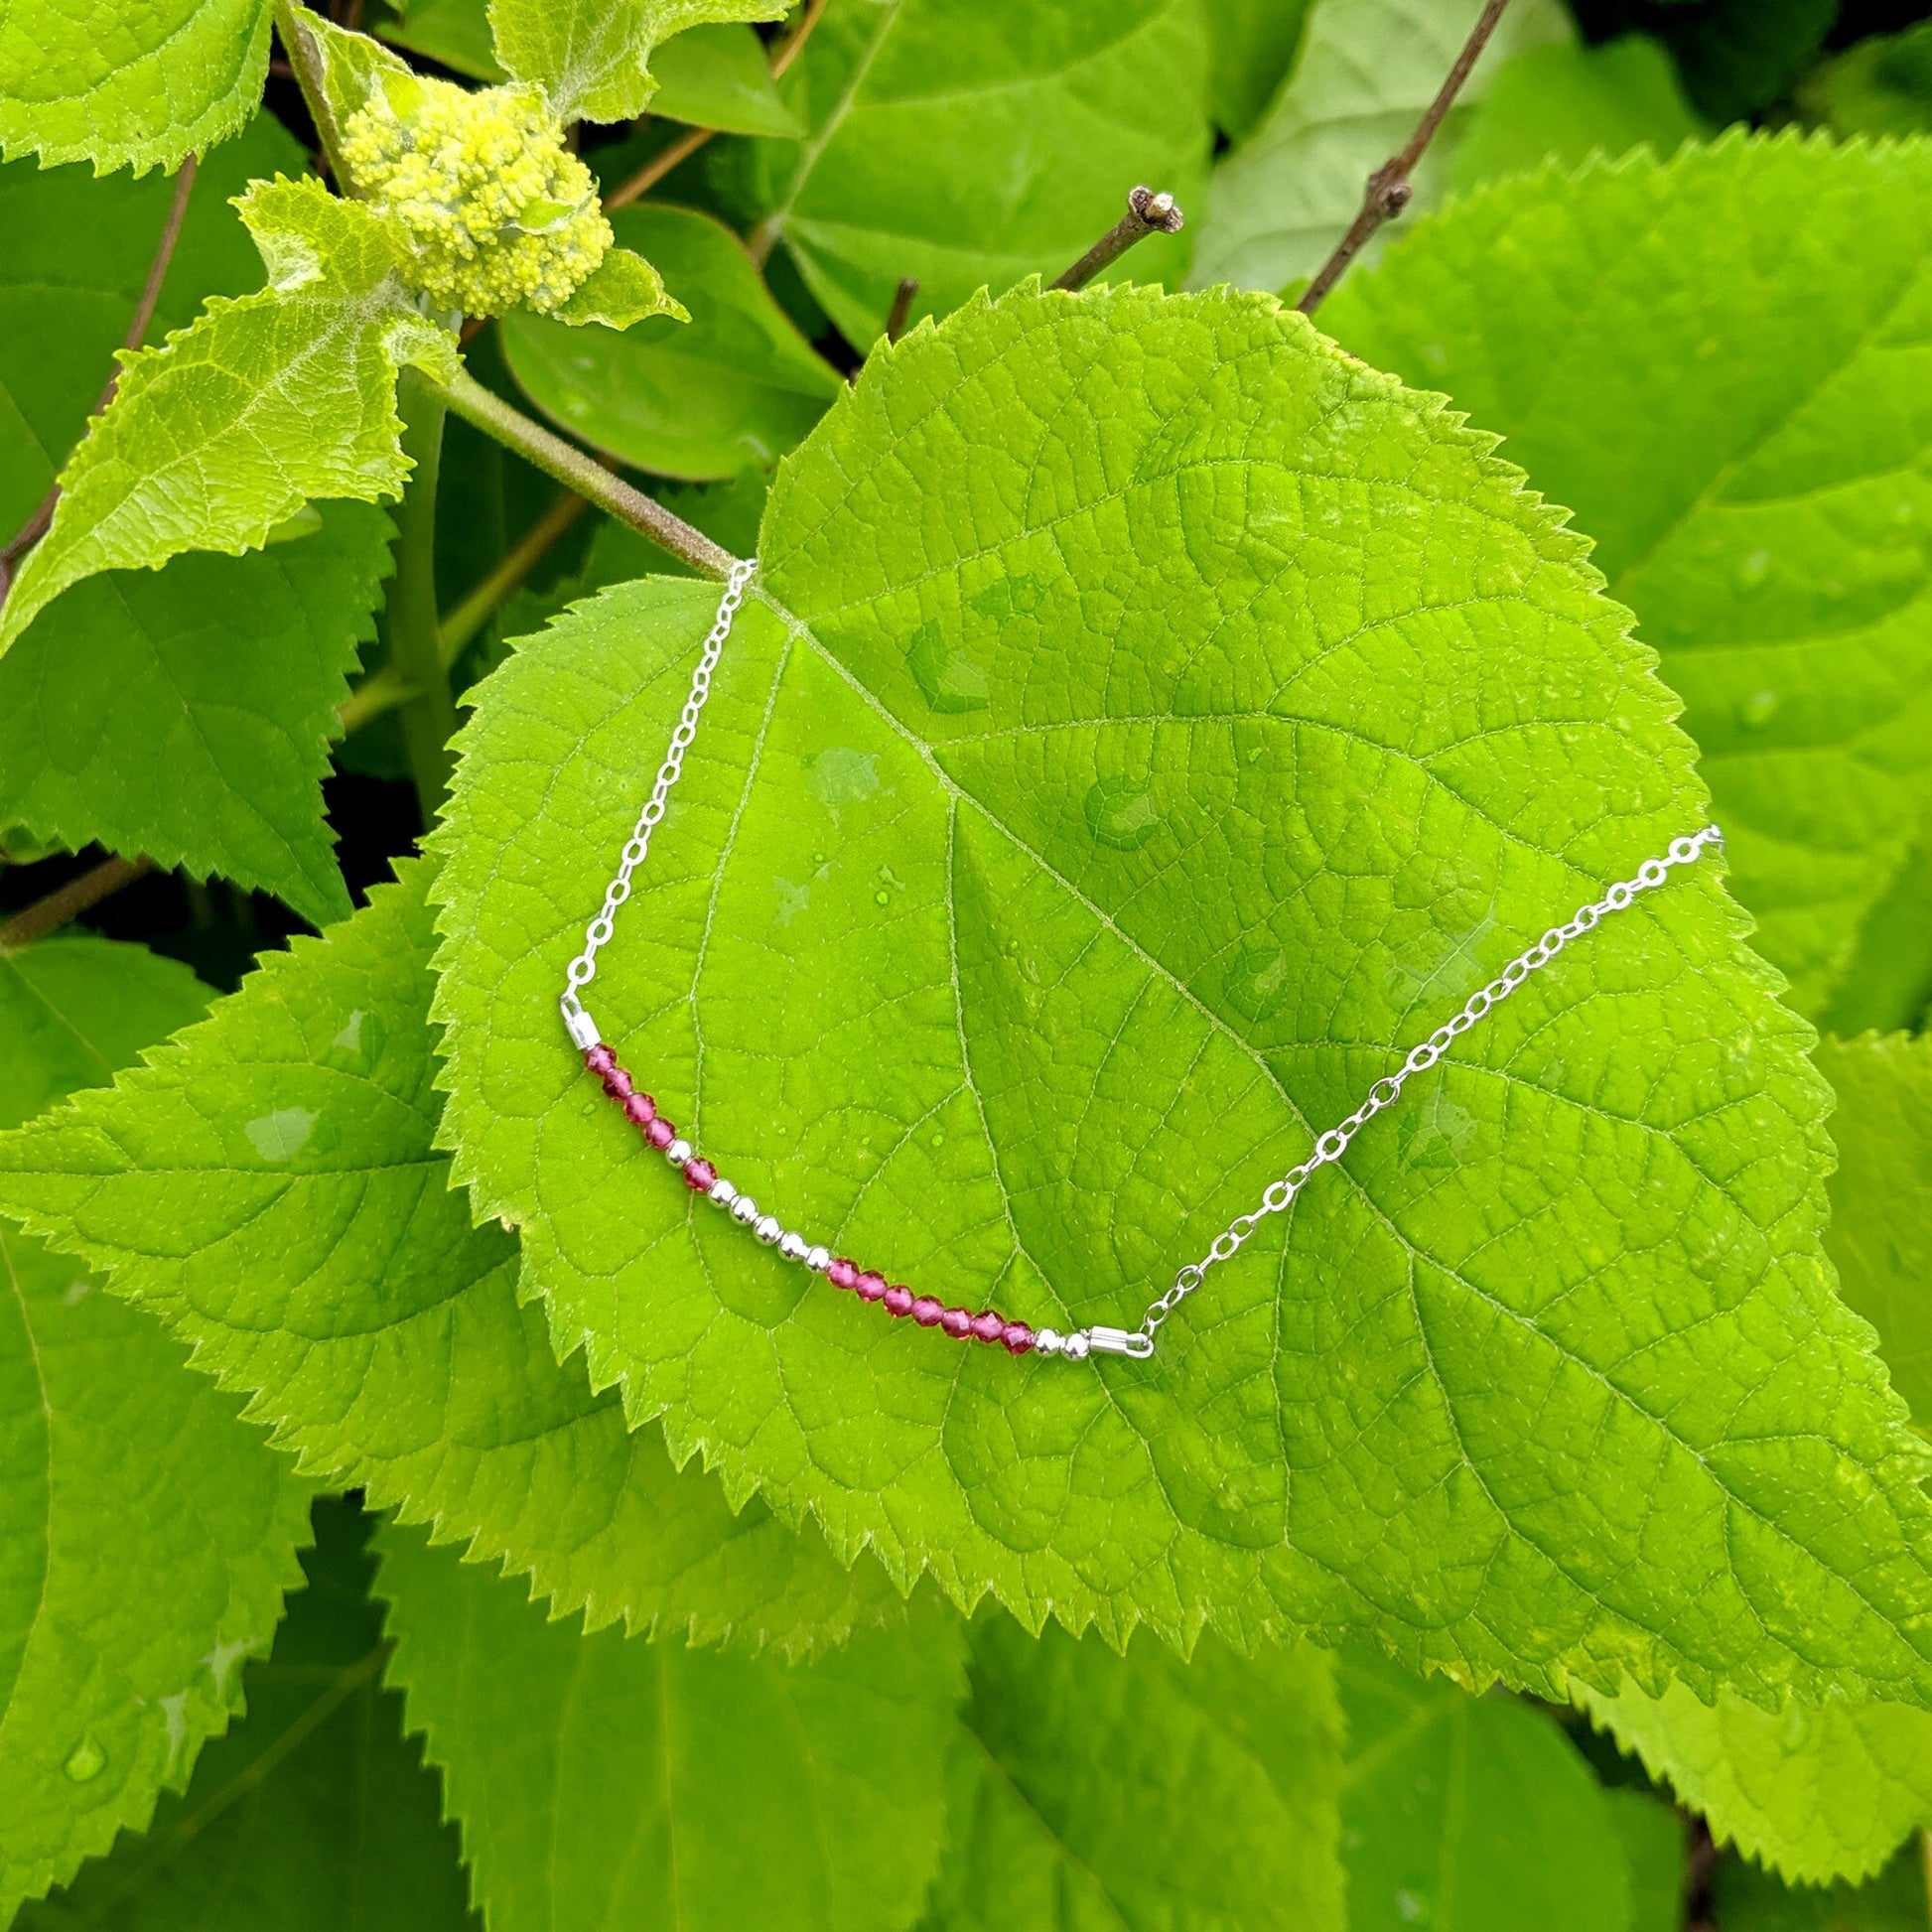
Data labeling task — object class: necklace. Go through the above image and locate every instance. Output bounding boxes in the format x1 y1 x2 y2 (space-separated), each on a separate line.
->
559 561 1724 1366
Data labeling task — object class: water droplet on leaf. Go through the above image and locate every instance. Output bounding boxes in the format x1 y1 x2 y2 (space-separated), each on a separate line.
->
1223 945 1292 1023
245 1107 317 1162
906 620 990 713
1083 777 1161 852
1739 688 1779 728
64 1735 105 1783
1734 549 1772 593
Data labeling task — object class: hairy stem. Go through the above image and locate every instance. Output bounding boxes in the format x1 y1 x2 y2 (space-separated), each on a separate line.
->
436 370 736 579
385 370 460 816
0 153 199 595
0 856 157 952
1052 185 1185 293
1297 0 1513 315
272 0 353 186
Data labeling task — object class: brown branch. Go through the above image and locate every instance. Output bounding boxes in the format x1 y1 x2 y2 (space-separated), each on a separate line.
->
606 0 829 213
1298 0 1513 315
1051 185 1185 293
0 856 157 951
884 276 919 345
0 154 199 594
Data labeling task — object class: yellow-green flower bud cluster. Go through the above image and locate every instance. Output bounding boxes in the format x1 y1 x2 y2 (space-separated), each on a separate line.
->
342 76 611 317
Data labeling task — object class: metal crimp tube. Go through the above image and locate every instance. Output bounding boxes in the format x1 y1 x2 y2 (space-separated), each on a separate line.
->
1085 1325 1156 1359
562 1003 602 1051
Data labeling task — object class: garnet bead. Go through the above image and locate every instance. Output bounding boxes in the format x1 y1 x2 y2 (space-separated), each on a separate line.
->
939 1307 973 1338
585 1044 617 1077
883 1284 914 1317
602 1064 633 1100
855 1271 889 1303
827 1257 860 1292
1001 1321 1035 1355
910 1296 944 1327
969 1309 1006 1343
622 1091 657 1127
644 1117 676 1150
683 1157 717 1193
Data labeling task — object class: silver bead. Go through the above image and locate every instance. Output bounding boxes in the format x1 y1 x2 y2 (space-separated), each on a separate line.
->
730 1194 759 1226
665 1138 693 1167
1034 1328 1064 1357
803 1245 831 1274
1060 1330 1090 1361
754 1214 783 1245
777 1230 809 1263
708 1176 738 1208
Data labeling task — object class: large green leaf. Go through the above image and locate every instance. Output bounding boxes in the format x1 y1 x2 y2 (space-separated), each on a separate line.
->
1710 1842 1928 1932
1818 1033 1932 1426
0 864 905 1656
429 281 1932 1703
487 0 791 124
0 176 459 657
377 1518 964 1932
741 0 1207 345
1581 1676 1932 1886
650 22 803 135
501 205 842 481
0 0 270 175
1199 0 1311 143
1323 137 1932 1022
1338 1652 1635 1932
0 503 390 928
1798 23 1932 141
1190 0 1571 295
20 1498 477 1932
923 1620 1343 1930
0 935 311 1923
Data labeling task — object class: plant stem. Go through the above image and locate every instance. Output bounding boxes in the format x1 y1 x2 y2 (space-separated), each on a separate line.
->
435 370 736 579
0 856 156 952
385 370 459 817
604 0 829 213
1298 0 1513 315
271 0 353 187
1051 185 1185 293
0 153 199 596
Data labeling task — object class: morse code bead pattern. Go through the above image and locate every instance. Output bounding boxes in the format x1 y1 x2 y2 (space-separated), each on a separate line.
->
584 1044 1038 1355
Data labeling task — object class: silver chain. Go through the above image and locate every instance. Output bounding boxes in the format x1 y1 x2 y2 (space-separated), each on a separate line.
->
560 558 758 1020
1127 824 1725 1354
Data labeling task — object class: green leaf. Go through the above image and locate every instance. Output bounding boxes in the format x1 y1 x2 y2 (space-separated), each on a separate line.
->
0 0 271 175
1709 1842 1928 1932
923 1620 1343 1930
651 21 803 135
743 0 1208 345
376 1517 965 1932
0 934 311 1923
1604 1787 1690 1932
1797 24 1932 141
1322 137 1932 1021
377 0 506 80
0 862 907 1656
1818 1033 1932 1430
0 502 390 928
1190 0 1572 295
0 116 308 536
1449 36 1705 194
1338 1652 1635 1932
1819 827 1932 1037
549 242 689 330
429 282 1932 1703
1581 1675 1932 1886
0 175 459 659
20 1498 477 1932
502 205 841 479
486 0 793 124
1650 0 1835 125
1200 0 1311 143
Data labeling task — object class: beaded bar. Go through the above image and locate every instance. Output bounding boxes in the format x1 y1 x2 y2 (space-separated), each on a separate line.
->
581 1042 1047 1356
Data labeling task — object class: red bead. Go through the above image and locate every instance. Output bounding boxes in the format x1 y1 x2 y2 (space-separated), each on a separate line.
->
939 1307 973 1338
585 1044 616 1077
827 1257 860 1292
683 1157 717 1193
1001 1322 1035 1355
645 1117 676 1150
970 1309 1006 1343
602 1065 633 1100
883 1284 914 1317
622 1091 657 1127
910 1296 944 1327
855 1271 889 1303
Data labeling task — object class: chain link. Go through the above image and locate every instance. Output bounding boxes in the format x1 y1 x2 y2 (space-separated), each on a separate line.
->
1135 826 1725 1347
560 558 758 1017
